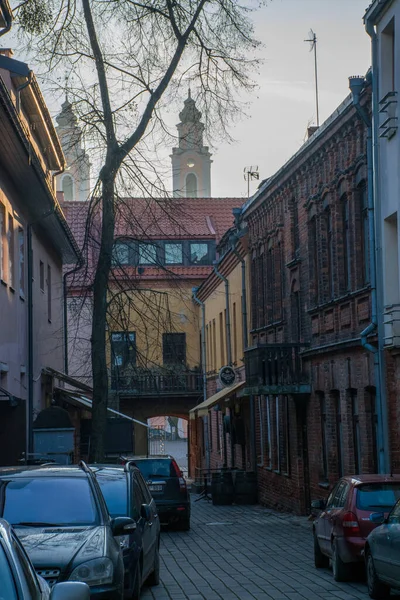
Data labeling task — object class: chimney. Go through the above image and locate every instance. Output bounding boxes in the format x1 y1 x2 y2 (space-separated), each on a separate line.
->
0 48 13 58
307 126 319 139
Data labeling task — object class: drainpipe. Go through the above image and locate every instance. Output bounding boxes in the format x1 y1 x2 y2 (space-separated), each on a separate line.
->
192 287 207 403
349 71 389 473
16 71 33 114
213 262 232 365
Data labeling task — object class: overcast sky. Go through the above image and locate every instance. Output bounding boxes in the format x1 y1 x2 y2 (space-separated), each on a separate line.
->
209 0 371 199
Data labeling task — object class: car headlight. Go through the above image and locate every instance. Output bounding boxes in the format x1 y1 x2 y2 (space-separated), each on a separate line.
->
118 534 130 550
69 557 113 586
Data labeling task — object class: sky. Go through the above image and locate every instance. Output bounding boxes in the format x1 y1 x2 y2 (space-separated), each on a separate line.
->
208 0 372 199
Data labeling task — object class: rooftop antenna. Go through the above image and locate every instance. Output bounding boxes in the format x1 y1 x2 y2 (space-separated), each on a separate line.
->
304 29 320 127
244 166 259 198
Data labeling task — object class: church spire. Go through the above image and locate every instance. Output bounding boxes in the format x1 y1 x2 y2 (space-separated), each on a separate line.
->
171 93 212 198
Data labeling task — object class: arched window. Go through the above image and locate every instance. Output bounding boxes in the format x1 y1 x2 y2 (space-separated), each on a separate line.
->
62 174 74 201
186 173 197 197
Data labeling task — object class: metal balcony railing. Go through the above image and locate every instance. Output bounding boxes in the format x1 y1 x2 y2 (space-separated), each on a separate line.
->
244 343 309 390
110 367 203 395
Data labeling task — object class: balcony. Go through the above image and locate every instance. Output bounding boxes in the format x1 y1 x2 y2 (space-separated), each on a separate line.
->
110 366 203 396
244 344 310 395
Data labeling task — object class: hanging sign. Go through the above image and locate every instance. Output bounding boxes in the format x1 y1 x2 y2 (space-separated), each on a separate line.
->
219 366 236 387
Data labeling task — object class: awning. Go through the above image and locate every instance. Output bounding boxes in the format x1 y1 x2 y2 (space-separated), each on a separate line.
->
189 381 246 419
58 390 150 428
0 386 20 407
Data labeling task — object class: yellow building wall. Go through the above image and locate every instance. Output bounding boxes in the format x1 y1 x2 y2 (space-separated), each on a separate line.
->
203 257 250 374
107 281 201 369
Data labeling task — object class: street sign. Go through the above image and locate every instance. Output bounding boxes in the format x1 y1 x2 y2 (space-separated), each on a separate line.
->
219 366 236 387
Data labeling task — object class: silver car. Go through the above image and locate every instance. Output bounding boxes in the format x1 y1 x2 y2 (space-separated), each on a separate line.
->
365 498 400 598
0 518 90 599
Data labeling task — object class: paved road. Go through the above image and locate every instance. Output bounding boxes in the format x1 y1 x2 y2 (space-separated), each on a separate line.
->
142 498 400 600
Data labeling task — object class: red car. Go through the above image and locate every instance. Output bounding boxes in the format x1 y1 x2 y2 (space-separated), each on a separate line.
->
312 475 400 581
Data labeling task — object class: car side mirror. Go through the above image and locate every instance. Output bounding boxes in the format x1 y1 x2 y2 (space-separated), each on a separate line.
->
141 504 152 521
370 512 386 525
111 516 137 537
50 581 90 600
311 499 326 510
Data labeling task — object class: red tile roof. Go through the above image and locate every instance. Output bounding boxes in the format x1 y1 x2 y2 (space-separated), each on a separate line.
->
62 197 242 246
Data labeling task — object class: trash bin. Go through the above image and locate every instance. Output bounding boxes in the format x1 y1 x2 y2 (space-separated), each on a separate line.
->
211 471 234 505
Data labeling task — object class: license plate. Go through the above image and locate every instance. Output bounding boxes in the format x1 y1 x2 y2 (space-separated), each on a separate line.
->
149 485 163 492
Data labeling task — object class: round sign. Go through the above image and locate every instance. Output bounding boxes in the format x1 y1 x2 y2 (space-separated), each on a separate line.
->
219 366 236 387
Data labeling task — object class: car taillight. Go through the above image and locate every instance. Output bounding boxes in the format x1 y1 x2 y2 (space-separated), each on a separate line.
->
342 512 360 536
171 460 187 491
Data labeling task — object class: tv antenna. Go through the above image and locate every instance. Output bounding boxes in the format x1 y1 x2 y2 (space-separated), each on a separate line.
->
244 166 259 198
304 29 320 127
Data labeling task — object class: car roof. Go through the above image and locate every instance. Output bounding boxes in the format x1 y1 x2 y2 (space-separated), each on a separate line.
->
128 455 174 460
90 464 138 474
341 474 400 485
0 465 89 478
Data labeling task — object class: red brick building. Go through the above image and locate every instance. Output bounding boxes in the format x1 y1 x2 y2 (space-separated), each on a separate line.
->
243 88 376 514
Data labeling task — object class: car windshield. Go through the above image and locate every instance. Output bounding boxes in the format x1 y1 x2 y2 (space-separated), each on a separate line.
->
357 483 400 511
0 477 99 526
134 459 175 479
0 542 18 599
95 472 128 518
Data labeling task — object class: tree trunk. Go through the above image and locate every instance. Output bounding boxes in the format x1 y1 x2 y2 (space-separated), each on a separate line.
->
90 173 115 462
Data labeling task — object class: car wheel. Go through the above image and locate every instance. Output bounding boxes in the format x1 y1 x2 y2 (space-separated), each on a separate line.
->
314 532 329 569
366 552 390 599
131 561 141 600
147 543 160 587
331 538 350 582
179 516 190 531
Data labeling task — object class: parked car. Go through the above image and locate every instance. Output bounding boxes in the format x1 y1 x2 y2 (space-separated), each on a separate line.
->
364 497 400 598
312 475 400 581
0 462 135 599
90 463 160 599
0 518 90 599
123 455 190 530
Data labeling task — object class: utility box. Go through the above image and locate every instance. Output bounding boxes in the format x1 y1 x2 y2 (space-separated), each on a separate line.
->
33 428 75 464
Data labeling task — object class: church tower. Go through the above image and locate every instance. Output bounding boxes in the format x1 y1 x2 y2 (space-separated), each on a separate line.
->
171 92 212 198
55 99 91 202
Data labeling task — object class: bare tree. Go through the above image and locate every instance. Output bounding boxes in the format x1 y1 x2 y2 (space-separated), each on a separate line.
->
15 0 263 461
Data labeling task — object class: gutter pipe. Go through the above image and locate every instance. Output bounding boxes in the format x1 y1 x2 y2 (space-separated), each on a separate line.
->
192 287 207 403
213 263 232 365
0 1 12 37
16 71 33 114
230 238 248 350
349 66 389 473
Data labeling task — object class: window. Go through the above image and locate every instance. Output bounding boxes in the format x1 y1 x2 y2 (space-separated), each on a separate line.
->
18 227 24 297
291 199 300 257
251 256 258 330
0 203 5 281
112 241 130 266
359 184 370 286
309 217 318 304
216 411 221 452
357 483 400 512
62 174 74 201
279 396 290 475
0 544 18 599
265 395 272 469
212 319 217 370
163 332 186 365
111 332 136 368
8 214 14 288
367 388 379 472
351 389 361 474
165 242 183 264
209 410 213 451
319 393 328 481
39 260 44 292
219 312 225 366
47 264 52 322
389 499 400 525
95 472 128 518
186 173 198 197
342 195 351 292
382 18 395 96
138 243 157 265
333 392 343 478
266 247 274 322
326 208 334 299
189 242 209 265
257 396 264 466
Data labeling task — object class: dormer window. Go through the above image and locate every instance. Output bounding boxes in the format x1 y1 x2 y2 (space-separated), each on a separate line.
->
62 174 74 201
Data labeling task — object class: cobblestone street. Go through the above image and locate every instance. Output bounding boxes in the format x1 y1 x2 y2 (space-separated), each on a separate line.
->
141 497 400 600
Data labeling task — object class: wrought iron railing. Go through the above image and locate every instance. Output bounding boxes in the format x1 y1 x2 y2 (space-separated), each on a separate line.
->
111 367 203 395
244 343 309 388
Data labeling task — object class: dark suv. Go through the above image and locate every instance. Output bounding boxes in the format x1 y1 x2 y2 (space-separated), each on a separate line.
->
0 462 136 599
90 463 160 599
124 456 190 530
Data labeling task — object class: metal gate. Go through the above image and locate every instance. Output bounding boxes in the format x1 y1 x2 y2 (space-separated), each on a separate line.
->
148 425 167 456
